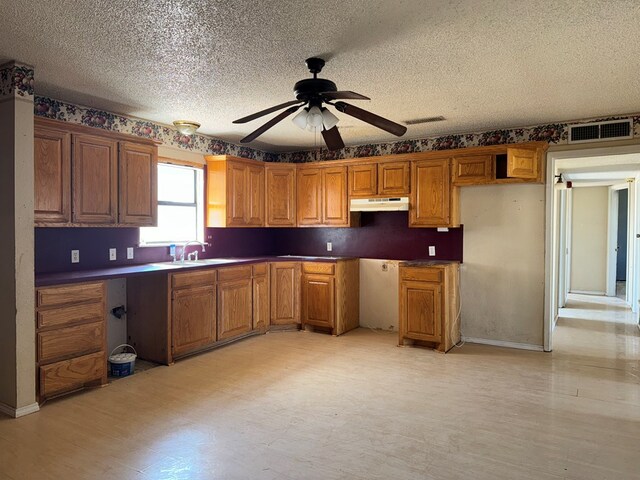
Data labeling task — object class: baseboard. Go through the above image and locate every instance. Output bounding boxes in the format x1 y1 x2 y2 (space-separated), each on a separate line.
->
0 401 39 418
462 336 544 352
569 290 606 296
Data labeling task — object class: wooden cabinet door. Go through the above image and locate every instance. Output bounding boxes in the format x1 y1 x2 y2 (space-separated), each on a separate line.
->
452 154 493 185
72 134 118 224
226 162 247 226
297 168 323 226
171 285 216 357
217 278 253 341
378 161 410 195
410 158 451 227
270 262 301 325
266 164 296 226
507 147 538 179
246 165 265 226
34 126 71 224
119 142 157 226
323 166 349 226
301 274 335 328
400 280 442 342
253 274 270 330
348 164 377 197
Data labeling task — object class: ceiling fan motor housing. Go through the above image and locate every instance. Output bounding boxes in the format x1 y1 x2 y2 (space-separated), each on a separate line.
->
294 78 337 102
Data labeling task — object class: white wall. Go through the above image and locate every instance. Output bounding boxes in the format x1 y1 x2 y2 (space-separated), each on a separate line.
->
460 184 545 346
106 278 127 355
570 187 609 293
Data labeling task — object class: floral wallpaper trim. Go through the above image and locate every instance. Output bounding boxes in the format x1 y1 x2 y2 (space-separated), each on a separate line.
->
277 115 640 163
0 62 34 100
33 95 639 164
33 96 279 162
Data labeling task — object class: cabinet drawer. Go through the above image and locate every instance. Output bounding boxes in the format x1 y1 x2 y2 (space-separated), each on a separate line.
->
37 301 104 329
39 351 105 398
38 321 104 364
252 263 268 276
303 262 335 275
400 267 443 283
218 265 252 282
171 269 217 289
37 282 104 308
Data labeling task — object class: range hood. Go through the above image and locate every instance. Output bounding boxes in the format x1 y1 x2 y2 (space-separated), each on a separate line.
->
349 197 409 212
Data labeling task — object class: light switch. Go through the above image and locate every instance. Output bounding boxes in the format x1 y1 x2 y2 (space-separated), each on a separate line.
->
327 242 333 252
428 246 436 256
109 248 117 261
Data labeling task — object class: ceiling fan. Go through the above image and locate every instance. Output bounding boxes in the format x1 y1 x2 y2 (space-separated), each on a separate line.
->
233 57 407 150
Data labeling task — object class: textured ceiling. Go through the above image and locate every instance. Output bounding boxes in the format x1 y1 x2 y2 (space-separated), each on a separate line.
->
2 0 640 152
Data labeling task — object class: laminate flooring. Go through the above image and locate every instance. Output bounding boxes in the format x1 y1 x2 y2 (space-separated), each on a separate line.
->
0 305 638 479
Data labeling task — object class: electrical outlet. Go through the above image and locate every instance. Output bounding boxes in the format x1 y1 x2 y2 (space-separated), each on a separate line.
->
127 247 134 259
428 246 436 256
109 248 117 261
327 242 332 252
71 250 80 263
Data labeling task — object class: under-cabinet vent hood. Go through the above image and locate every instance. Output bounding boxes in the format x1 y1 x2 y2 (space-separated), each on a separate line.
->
350 197 409 212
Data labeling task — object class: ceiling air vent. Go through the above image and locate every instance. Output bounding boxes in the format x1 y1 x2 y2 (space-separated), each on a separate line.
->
568 119 633 144
404 116 446 125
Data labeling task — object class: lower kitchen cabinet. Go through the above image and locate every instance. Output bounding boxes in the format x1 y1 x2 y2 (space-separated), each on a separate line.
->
399 262 460 352
301 259 360 335
270 262 301 327
217 266 253 341
35 281 107 402
252 263 270 330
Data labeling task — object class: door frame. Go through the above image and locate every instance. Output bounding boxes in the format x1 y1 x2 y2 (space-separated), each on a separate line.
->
544 144 640 351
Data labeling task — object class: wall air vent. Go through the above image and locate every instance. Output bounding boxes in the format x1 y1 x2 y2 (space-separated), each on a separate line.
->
404 116 446 125
568 119 633 144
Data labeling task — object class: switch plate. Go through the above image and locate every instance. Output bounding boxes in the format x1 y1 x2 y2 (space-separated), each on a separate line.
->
127 247 134 259
326 242 333 252
71 250 80 264
428 246 436 256
437 227 449 232
109 248 117 261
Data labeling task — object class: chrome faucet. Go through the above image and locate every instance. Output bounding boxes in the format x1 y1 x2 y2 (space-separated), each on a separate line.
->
181 241 207 263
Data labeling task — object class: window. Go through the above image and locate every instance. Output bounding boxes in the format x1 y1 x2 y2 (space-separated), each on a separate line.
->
140 163 204 246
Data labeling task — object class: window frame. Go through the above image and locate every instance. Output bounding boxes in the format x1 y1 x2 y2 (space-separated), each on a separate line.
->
139 162 205 247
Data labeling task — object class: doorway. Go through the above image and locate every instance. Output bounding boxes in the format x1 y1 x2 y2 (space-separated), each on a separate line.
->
544 145 640 351
616 188 628 299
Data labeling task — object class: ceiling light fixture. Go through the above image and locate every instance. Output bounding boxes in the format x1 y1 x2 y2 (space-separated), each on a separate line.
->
292 106 340 132
173 120 201 135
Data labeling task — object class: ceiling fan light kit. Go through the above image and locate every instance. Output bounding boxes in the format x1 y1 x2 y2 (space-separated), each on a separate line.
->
233 57 407 150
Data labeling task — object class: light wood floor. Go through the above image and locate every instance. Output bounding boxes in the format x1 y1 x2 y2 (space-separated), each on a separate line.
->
1 306 639 479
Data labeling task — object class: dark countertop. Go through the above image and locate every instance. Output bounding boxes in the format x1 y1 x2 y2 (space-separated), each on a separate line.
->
35 255 357 287
399 260 460 267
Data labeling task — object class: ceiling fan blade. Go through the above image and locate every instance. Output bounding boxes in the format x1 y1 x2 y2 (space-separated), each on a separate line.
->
240 105 303 143
334 101 407 136
321 91 370 101
233 100 304 124
322 126 345 151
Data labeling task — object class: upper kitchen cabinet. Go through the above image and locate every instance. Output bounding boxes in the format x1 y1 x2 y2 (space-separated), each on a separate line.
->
119 142 157 226
452 143 546 185
72 134 119 224
34 125 71 224
410 158 459 228
378 161 410 196
348 160 410 197
34 117 159 227
205 155 265 227
265 163 297 227
298 164 352 227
